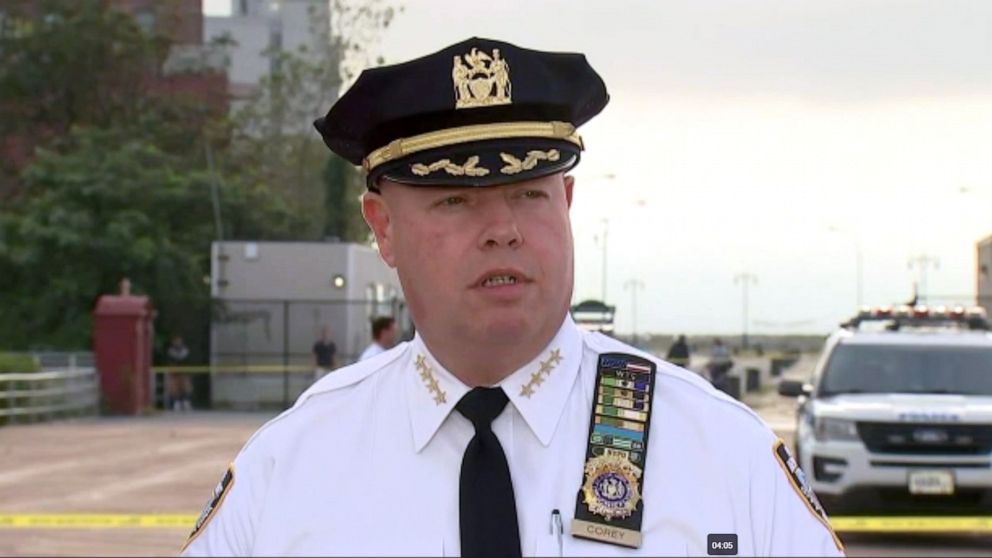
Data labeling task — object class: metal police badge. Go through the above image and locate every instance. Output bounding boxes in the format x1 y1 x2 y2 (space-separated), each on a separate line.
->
581 454 642 520
571 353 657 549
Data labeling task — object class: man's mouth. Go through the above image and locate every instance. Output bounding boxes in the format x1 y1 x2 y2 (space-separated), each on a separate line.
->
481 274 519 287
474 269 528 288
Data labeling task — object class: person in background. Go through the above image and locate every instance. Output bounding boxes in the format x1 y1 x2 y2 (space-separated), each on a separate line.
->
665 334 691 369
359 316 398 361
707 337 734 385
166 335 192 411
311 325 337 380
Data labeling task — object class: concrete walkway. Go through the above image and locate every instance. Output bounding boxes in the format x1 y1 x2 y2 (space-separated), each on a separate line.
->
0 412 271 556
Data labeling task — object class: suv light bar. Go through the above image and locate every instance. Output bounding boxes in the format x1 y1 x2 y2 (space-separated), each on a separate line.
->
843 305 989 331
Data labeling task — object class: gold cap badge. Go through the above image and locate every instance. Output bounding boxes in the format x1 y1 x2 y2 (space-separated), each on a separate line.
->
453 48 511 109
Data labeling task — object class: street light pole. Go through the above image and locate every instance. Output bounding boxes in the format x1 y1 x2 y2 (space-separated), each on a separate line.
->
591 174 618 303
624 279 645 346
907 254 940 304
733 272 758 349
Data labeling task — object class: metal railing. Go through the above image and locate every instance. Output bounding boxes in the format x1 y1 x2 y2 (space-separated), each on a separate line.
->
29 351 94 369
0 364 100 425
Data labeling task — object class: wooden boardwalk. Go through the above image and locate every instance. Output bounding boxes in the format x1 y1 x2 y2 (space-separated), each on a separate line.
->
0 412 272 556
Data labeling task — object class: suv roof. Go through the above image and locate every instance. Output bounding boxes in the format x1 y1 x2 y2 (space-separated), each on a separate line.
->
837 330 992 347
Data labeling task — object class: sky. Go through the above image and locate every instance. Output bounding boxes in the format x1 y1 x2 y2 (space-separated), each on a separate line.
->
204 0 992 336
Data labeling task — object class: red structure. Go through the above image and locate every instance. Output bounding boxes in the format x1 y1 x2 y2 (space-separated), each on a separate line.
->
92 279 155 415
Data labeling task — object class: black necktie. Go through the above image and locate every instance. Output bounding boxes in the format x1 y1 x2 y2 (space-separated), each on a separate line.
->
456 387 522 558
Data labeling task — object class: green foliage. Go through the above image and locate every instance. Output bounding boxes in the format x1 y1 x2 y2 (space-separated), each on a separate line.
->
227 0 398 243
0 0 167 135
0 126 308 350
0 0 398 350
227 45 363 243
0 353 41 373
322 153 368 242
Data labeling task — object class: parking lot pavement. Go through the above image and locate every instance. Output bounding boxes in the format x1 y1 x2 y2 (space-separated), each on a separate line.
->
741 353 817 434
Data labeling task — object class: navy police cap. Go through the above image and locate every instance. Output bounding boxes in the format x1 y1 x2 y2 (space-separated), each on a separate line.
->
313 37 609 190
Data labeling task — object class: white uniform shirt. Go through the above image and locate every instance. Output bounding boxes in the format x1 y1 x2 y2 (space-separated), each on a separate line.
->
182 316 844 557
358 341 386 361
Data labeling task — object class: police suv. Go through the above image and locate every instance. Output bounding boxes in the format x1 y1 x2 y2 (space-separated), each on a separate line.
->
779 305 992 512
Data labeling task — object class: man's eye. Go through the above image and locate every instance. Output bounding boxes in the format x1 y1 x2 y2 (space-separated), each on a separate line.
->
521 190 547 199
438 196 466 206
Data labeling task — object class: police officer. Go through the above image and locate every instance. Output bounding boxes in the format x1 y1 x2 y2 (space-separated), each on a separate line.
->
182 37 845 557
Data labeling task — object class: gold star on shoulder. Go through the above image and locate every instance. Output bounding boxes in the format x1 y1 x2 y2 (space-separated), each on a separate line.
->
414 354 448 406
519 348 564 399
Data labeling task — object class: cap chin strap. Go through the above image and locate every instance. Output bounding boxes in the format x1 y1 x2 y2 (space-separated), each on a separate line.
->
363 121 582 172
372 152 579 190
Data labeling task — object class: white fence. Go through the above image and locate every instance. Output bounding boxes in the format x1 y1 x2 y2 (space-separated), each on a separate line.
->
0 365 100 424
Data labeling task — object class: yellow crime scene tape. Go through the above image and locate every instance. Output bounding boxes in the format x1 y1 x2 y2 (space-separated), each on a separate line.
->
0 514 198 528
829 516 992 533
1 514 991 532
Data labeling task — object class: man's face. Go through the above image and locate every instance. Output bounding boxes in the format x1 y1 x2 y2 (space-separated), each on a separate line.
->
363 173 575 349
380 323 398 348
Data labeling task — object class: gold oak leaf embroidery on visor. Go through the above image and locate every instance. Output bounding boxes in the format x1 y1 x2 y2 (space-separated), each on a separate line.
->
410 155 490 177
415 354 448 405
500 149 561 175
520 348 564 398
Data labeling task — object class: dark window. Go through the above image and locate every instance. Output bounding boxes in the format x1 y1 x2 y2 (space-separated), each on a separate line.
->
819 343 992 396
135 10 155 34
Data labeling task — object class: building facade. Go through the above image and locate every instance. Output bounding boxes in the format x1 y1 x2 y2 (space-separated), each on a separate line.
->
204 0 330 99
209 240 404 409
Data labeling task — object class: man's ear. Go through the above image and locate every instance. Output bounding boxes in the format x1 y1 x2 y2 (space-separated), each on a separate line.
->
563 174 575 208
362 192 396 267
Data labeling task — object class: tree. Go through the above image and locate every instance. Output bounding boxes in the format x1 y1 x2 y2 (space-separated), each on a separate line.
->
0 0 399 351
226 0 399 243
0 0 166 132
0 0 169 197
322 153 368 242
0 126 307 350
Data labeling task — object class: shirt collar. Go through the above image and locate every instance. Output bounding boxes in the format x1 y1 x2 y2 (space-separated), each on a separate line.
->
406 315 583 452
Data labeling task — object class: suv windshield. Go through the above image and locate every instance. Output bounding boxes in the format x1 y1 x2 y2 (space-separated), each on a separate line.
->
819 343 992 397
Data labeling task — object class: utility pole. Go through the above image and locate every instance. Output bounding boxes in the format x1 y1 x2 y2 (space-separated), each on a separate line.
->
624 279 645 346
907 254 940 304
733 272 758 349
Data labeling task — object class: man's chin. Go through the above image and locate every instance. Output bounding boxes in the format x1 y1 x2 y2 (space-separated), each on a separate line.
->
477 315 536 344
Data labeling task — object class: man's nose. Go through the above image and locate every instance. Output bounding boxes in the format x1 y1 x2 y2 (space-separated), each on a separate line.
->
479 198 523 249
